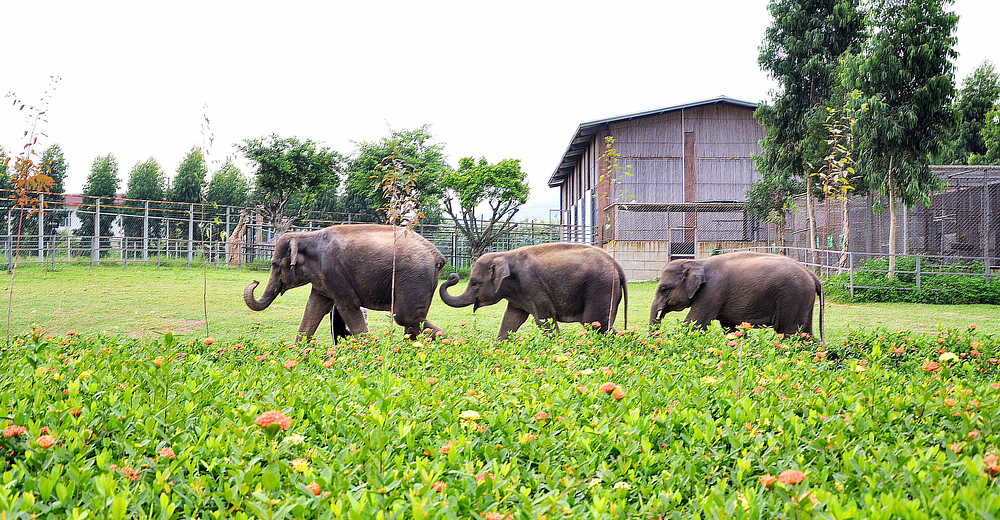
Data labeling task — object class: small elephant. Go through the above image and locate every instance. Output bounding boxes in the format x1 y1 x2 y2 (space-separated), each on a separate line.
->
439 243 628 340
649 251 824 342
244 224 445 342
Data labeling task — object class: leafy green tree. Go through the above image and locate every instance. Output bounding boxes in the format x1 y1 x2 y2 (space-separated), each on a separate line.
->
123 158 166 239
949 61 1000 164
979 107 1000 165
0 146 12 231
238 134 341 234
843 0 958 278
751 0 863 251
40 144 68 235
75 154 121 253
441 156 530 259
205 158 251 208
343 126 446 221
169 146 207 204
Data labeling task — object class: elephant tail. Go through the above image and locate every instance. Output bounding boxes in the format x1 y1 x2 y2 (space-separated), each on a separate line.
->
621 266 628 331
815 273 825 346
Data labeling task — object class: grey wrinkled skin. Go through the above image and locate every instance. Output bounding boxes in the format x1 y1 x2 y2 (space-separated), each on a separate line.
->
244 224 445 343
439 243 628 340
649 251 824 343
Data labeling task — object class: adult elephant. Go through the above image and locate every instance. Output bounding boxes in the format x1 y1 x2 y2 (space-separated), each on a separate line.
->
649 251 824 342
244 224 445 342
439 243 628 340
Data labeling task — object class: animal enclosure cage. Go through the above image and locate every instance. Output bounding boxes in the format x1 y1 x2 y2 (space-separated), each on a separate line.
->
786 165 1000 270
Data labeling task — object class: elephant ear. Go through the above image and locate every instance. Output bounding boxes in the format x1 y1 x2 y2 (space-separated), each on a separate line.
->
289 239 299 277
683 262 705 299
491 257 511 293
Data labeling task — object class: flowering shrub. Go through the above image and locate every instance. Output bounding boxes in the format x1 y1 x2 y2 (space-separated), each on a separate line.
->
0 323 997 517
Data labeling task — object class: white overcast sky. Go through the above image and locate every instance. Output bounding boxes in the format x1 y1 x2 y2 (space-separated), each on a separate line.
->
2 0 997 219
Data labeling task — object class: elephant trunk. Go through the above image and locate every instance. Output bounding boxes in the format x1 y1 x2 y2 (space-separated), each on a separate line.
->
439 273 475 308
649 302 665 331
244 279 278 311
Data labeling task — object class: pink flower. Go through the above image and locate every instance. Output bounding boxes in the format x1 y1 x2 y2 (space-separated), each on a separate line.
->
283 359 299 370
426 377 440 385
533 411 550 421
255 410 291 430
36 435 56 448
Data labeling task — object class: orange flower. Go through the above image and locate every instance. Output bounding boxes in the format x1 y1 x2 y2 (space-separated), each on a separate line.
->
66 330 78 336
323 358 335 368
2 425 27 438
255 410 291 430
969 429 980 440
944 398 956 407
599 382 618 394
426 377 440 385
439 440 454 454
203 337 216 345
950 442 963 454
777 469 806 485
36 435 56 448
576 385 588 394
431 480 446 492
306 481 321 495
738 321 752 330
283 359 299 370
483 512 514 520
984 454 1000 477
158 446 176 459
533 411 550 421
759 474 776 489
612 387 626 400
154 356 164 367
921 361 941 373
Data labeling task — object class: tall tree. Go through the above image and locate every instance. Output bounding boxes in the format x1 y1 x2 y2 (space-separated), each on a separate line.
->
238 134 341 234
169 146 207 204
752 0 863 254
205 158 251 208
843 0 957 278
0 145 12 231
441 156 529 259
980 107 1000 165
123 158 166 239
75 154 121 253
950 61 1000 164
343 126 446 220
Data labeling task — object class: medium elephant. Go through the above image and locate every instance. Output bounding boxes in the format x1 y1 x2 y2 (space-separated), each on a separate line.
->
439 243 628 340
244 224 445 342
649 251 824 342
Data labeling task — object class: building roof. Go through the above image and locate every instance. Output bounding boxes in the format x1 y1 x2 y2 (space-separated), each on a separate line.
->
548 96 759 188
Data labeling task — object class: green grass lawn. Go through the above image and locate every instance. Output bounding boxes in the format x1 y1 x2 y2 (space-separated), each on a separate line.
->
2 263 999 345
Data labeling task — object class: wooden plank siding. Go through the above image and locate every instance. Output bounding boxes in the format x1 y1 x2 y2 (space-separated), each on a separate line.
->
551 97 764 248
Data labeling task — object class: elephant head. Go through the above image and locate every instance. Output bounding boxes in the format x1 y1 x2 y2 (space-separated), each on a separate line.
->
649 259 705 328
439 254 510 311
244 233 312 311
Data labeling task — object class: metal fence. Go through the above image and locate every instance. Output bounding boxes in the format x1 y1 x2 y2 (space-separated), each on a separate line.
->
787 165 1000 261
722 246 999 299
0 193 576 271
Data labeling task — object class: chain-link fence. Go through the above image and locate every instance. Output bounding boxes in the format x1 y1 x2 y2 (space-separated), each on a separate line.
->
786 165 1000 270
0 191 568 272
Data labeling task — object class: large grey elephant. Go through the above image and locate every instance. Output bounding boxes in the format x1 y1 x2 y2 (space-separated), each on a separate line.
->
244 224 445 342
649 251 824 342
439 243 628 340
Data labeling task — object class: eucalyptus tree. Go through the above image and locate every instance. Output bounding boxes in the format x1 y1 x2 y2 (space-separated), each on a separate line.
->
751 0 863 254
843 0 958 278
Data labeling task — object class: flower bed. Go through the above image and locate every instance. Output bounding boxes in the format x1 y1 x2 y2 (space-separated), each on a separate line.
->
1 323 998 518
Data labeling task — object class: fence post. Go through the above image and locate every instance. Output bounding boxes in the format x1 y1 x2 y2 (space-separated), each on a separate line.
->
916 256 921 292
38 193 44 264
188 204 194 268
92 199 100 268
143 201 149 261
123 237 128 268
849 252 854 300
986 257 991 284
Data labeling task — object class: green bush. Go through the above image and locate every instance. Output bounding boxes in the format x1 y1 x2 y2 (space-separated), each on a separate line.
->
827 256 1000 304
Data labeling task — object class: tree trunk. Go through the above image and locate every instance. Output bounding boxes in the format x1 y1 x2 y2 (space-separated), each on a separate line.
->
839 196 851 271
887 156 897 280
805 174 818 271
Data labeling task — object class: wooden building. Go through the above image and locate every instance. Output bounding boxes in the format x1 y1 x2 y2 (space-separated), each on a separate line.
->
548 96 770 279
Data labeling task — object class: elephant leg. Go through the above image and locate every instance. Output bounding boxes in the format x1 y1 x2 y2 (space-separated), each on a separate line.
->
497 305 530 341
337 306 370 337
330 308 350 345
296 288 334 343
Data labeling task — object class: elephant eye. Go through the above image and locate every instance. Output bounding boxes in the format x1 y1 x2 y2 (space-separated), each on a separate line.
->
658 284 671 293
